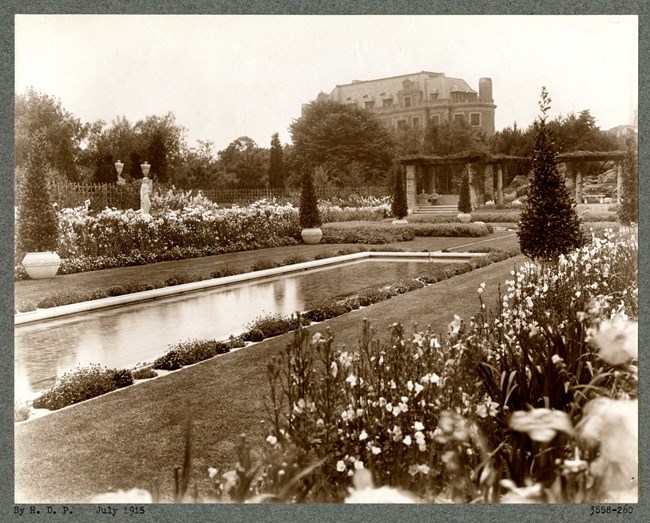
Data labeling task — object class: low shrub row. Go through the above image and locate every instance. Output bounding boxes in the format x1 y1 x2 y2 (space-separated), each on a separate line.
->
410 223 492 237
14 248 380 313
322 223 415 244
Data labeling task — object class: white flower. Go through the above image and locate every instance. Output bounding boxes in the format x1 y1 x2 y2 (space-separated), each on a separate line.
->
354 460 365 470
591 315 638 365
208 467 219 479
414 421 424 431
403 435 412 446
266 435 277 445
359 430 368 441
371 446 382 455
509 408 574 443
336 460 346 472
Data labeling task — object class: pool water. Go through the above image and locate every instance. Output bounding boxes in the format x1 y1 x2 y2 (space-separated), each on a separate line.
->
15 258 446 399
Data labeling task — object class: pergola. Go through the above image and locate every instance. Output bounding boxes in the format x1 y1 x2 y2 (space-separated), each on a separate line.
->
398 150 626 213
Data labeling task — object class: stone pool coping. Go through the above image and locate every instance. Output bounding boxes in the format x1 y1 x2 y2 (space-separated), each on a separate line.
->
15 251 487 326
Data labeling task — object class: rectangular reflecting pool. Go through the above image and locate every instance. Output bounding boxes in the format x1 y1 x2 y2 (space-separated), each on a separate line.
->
16 257 454 399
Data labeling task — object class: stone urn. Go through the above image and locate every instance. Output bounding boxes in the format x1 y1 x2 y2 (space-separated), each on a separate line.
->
301 227 323 245
457 213 472 223
22 251 61 279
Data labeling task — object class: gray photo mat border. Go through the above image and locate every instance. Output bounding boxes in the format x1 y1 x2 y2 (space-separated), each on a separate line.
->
0 1 646 521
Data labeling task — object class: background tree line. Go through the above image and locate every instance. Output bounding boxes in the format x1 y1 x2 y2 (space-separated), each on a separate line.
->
16 87 627 192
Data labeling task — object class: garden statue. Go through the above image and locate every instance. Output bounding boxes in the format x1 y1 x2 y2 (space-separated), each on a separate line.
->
140 174 152 214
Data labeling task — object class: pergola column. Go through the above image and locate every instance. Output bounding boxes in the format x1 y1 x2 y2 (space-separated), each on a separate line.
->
575 169 583 204
405 164 417 213
616 162 623 202
484 163 494 202
496 163 504 206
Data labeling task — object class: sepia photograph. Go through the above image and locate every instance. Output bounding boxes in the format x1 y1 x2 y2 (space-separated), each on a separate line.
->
7 5 640 519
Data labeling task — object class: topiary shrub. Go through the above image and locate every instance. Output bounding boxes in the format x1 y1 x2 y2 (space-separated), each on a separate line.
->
299 169 322 228
251 259 280 271
391 166 409 219
15 131 60 261
518 88 584 260
458 170 472 214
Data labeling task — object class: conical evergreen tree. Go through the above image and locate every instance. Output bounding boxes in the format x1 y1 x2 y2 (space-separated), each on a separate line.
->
458 168 472 213
268 133 285 189
16 132 59 256
299 168 321 228
518 88 583 260
618 136 638 225
391 166 408 219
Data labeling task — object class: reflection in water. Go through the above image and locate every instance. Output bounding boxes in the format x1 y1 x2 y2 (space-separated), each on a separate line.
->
15 259 443 399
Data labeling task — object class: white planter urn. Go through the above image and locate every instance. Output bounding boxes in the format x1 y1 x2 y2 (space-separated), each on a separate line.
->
301 227 323 245
22 251 61 279
457 212 472 223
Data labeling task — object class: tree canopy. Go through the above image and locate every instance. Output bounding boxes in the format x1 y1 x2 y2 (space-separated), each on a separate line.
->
289 100 395 186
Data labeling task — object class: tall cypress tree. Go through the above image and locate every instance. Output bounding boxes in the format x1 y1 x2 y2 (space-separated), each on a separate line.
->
618 136 638 225
299 168 322 228
518 88 583 260
391 166 408 219
16 131 59 256
458 168 472 214
268 133 285 189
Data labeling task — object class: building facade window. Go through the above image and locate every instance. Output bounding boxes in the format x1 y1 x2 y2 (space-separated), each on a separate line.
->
397 119 408 131
412 117 420 128
365 101 375 109
430 114 440 126
454 114 465 123
404 96 411 108
383 98 393 108
470 113 481 126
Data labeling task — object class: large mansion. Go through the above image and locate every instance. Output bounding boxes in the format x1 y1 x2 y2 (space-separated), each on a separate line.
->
311 71 496 136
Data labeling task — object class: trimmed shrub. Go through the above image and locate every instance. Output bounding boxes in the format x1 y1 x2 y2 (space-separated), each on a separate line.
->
251 259 281 271
458 170 472 213
282 255 309 265
109 369 135 389
391 166 408 219
518 88 583 260
106 286 128 297
132 367 158 380
32 364 119 410
244 314 302 340
410 223 490 237
305 299 350 322
357 287 391 306
153 350 183 371
299 170 322 228
322 223 414 244
210 266 245 279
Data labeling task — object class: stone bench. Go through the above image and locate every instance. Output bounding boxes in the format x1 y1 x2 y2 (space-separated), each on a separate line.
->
582 194 607 204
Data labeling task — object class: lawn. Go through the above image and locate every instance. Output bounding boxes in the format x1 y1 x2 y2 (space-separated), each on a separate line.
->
15 253 525 503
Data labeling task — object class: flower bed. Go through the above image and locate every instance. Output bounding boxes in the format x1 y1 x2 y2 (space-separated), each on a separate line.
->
322 223 414 244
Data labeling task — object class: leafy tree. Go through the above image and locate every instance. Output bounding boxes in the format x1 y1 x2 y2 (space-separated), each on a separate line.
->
618 137 638 224
391 166 408 219
299 168 321 228
134 112 187 183
518 88 583 261
423 118 488 157
268 133 285 189
458 170 472 214
15 87 85 182
16 132 59 256
217 136 268 188
289 100 394 186
129 150 144 180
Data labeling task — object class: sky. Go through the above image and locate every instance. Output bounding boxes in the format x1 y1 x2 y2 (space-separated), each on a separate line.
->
15 14 638 153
